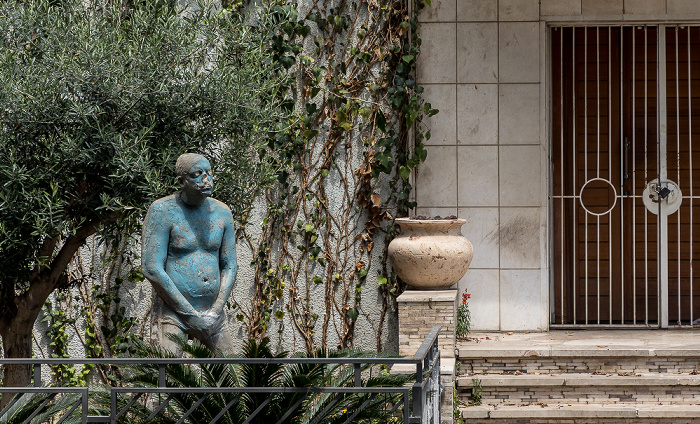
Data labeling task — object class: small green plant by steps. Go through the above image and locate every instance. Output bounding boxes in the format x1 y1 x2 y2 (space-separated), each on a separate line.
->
453 384 464 423
456 289 471 340
470 377 483 405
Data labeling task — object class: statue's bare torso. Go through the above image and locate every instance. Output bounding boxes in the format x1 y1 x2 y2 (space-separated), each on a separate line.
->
157 194 230 310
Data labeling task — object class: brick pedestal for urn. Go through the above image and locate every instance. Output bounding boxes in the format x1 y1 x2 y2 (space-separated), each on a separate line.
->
397 289 458 358
396 289 458 424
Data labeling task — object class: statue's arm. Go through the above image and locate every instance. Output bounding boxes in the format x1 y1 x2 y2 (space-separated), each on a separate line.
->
212 208 237 315
142 201 197 317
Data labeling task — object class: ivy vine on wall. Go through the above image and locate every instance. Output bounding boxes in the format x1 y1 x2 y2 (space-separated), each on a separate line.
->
234 0 436 352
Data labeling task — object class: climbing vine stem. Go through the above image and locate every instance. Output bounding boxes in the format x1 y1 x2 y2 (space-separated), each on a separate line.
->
236 0 436 352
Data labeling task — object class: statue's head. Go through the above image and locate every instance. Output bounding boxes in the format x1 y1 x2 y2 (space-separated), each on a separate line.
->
176 153 213 204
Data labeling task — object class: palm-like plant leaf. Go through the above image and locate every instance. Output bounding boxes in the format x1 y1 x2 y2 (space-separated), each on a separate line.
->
106 337 410 424
0 391 83 424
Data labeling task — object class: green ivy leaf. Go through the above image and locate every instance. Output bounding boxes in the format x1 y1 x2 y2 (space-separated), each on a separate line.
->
313 276 323 284
347 308 359 321
399 166 410 181
279 56 295 69
376 110 386 133
378 275 388 286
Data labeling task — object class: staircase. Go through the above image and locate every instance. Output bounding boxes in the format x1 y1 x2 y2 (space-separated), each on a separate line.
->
455 330 700 423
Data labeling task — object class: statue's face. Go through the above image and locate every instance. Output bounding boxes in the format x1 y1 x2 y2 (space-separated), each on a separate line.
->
180 157 214 198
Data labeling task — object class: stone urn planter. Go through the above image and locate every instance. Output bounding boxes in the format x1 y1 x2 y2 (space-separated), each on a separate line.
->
388 217 473 290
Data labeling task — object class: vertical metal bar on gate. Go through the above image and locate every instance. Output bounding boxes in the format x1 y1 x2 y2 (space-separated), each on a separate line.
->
596 26 602 324
633 26 638 325
620 27 625 322
645 25 650 326
659 25 669 328
689 27 694 325
609 27 613 324
560 27 565 325
573 28 578 324
675 26 682 325
585 26 590 324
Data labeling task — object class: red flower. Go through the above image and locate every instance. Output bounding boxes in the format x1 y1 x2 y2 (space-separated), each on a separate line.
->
462 292 471 303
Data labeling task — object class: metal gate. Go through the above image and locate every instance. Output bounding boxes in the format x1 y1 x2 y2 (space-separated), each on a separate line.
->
551 25 700 328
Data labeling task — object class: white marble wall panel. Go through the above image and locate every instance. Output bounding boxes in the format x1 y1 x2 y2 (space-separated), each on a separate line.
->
458 269 500 330
581 0 623 15
624 0 666 15
417 146 458 207
500 269 544 330
422 84 457 146
457 0 497 21
499 84 540 145
499 0 539 21
540 0 582 16
458 146 498 207
419 0 456 22
457 84 498 145
667 0 700 14
459 207 499 269
417 23 456 84
499 145 541 207
499 207 541 269
415 206 458 218
499 22 539 83
457 23 498 83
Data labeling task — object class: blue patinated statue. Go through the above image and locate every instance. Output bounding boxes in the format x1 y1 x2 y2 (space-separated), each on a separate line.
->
142 153 237 354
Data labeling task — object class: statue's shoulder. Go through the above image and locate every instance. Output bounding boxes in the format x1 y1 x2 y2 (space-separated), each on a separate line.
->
207 197 233 216
148 194 179 213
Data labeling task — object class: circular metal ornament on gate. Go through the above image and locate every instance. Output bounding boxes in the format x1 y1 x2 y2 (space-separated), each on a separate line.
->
579 177 618 216
642 179 683 216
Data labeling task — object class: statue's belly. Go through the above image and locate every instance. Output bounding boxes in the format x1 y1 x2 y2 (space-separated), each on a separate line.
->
166 251 220 310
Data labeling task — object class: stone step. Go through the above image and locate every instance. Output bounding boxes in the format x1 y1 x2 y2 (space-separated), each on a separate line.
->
456 373 700 406
460 404 700 423
456 342 700 375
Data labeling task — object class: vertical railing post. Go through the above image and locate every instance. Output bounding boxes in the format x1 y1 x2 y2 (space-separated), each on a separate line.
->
33 364 41 387
413 361 423 420
354 363 361 387
158 364 166 387
82 388 88 424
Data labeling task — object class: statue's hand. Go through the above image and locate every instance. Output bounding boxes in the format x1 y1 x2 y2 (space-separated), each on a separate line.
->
182 310 222 340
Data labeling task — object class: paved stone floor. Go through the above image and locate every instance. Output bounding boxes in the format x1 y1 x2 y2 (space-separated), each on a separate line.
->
458 329 700 355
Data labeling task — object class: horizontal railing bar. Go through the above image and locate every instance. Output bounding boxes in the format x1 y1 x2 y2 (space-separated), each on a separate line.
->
0 388 88 393
0 357 425 365
112 387 411 395
0 326 441 367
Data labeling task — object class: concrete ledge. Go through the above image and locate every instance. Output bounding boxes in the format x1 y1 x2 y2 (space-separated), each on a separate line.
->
396 289 457 303
458 349 551 358
551 348 654 357
458 347 700 358
462 404 700 420
456 373 700 388
637 405 700 418
487 405 637 419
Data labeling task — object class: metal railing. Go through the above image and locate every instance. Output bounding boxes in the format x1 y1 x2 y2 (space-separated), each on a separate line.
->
0 325 441 424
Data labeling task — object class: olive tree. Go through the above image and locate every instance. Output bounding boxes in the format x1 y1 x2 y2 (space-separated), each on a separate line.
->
0 0 291 388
